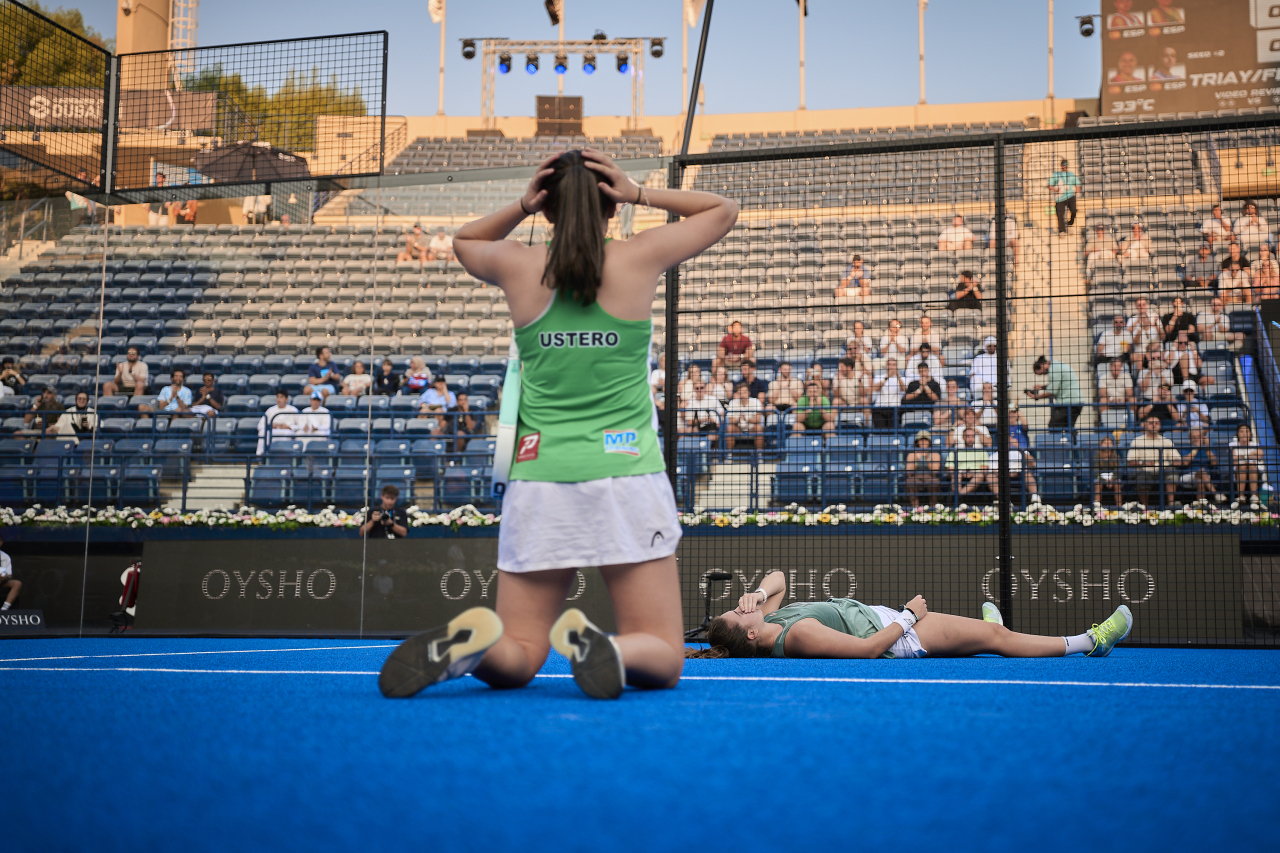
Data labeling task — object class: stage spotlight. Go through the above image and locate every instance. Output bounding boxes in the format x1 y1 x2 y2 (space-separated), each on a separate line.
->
1078 15 1094 37
592 29 608 41
583 52 596 74
616 51 629 73
461 39 476 60
526 53 539 74
498 52 512 73
649 38 664 59
554 53 567 74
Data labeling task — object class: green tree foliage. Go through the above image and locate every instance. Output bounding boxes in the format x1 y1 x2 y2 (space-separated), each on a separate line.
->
0 2 111 88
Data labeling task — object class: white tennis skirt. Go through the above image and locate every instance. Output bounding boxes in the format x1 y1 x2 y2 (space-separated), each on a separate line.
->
497 472 682 573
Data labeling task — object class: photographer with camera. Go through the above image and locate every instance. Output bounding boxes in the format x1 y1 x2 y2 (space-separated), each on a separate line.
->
360 484 408 540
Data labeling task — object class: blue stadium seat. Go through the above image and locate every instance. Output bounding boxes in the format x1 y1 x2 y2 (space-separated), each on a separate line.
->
0 438 36 465
375 465 416 502
304 439 341 468
154 438 193 478
463 438 496 467
224 395 260 416
247 374 280 396
333 466 372 507
297 466 334 509
66 464 120 507
440 466 486 506
263 439 305 469
79 438 116 466
248 466 293 508
411 438 449 472
374 439 412 465
119 463 162 506
0 466 30 506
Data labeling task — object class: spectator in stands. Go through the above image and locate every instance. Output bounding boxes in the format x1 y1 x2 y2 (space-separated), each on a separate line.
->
1176 381 1209 431
297 392 331 438
915 342 943 376
257 390 298 455
905 431 942 507
972 382 999 427
341 360 373 397
51 391 96 439
360 484 408 539
948 426 990 496
708 365 734 406
1197 296 1240 349
949 270 982 311
1183 242 1219 290
1230 424 1264 503
173 199 197 226
1178 428 1217 504
1049 160 1080 236
804 364 830 398
715 320 754 371
103 346 148 398
969 336 1002 395
949 405 991 448
418 375 456 425
140 369 192 419
1107 1 1144 29
1007 402 1031 449
937 214 975 251
651 367 666 416
902 361 942 413
831 357 869 427
987 212 1019 265
836 254 871 300
1127 297 1162 364
1161 296 1197 343
1139 383 1181 429
1128 414 1177 506
22 387 62 433
879 318 911 361
304 346 341 400
678 365 705 405
0 534 17 611
189 372 224 419
680 380 723 439
1117 222 1151 266
725 383 764 453
1166 330 1205 388
792 380 834 434
402 356 433 397
870 358 907 429
845 320 874 362
1083 225 1117 272
1096 314 1132 363
1249 241 1280 301
397 223 430 267
450 392 478 450
375 358 402 396
1092 435 1123 508
242 194 270 225
1098 358 1135 418
1224 239 1248 270
911 315 943 365
1137 348 1174 399
768 362 803 414
279 213 292 230
1234 200 1270 252
992 444 1039 504
1220 258 1252 305
1 358 26 395
735 359 769 408
1201 203 1233 246
428 227 455 262
148 172 167 226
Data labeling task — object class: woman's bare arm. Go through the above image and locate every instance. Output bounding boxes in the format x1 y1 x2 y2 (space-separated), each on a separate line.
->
452 154 559 287
785 618 903 659
736 570 787 616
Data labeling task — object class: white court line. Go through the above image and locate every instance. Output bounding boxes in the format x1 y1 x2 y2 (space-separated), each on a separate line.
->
0 645 397 663
1 668 1278 690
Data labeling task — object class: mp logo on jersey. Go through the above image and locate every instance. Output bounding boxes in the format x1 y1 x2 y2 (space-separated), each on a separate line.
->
603 429 640 456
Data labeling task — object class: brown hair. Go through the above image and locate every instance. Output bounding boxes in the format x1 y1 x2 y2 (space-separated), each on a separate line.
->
541 150 614 306
684 616 761 659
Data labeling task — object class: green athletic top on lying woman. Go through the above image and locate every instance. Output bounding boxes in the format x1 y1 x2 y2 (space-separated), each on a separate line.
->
688 571 1134 659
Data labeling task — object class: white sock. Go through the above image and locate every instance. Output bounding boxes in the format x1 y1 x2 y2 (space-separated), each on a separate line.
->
1 602 10 610
1063 632 1094 655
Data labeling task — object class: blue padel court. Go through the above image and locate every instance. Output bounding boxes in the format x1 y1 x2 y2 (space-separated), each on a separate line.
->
3 639 1276 851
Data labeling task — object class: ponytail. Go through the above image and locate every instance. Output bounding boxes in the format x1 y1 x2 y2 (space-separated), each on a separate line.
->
683 616 761 659
541 150 613 305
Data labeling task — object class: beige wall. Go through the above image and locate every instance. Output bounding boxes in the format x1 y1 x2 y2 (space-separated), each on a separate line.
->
116 1 170 90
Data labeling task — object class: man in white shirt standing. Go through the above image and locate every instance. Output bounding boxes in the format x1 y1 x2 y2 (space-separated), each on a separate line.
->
0 534 19 611
870 358 906 428
257 390 299 455
879 318 911 362
969 336 1002 394
937 214 975 251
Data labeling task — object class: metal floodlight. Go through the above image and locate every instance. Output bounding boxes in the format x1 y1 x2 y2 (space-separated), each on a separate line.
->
582 52 596 74
544 0 560 25
498 52 512 73
525 52 539 74
649 38 664 58
616 51 629 73
461 39 476 59
554 52 568 74
592 29 608 41
1078 15 1095 37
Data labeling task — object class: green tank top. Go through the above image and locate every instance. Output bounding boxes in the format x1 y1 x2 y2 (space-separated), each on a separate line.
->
763 599 890 658
510 291 664 482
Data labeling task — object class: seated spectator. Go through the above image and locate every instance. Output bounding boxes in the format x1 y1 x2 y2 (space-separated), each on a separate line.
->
1098 359 1135 416
296 392 331 438
986 212 1019 265
915 342 942 375
1219 258 1252 305
139 369 193 418
257 390 299 455
1162 296 1198 343
1183 242 1219 290
304 346 341 400
972 381 998 427
725 383 764 452
949 405 991 448
942 377 962 405
397 223 430 266
1082 224 1117 272
678 365 705 404
651 366 666 415
1137 350 1174 399
1197 296 1240 349
835 254 871 300
937 214 974 251
947 427 990 496
804 364 829 398
1096 314 1132 363
242 194 270 225
1127 415 1177 506
680 380 723 439
735 359 770 409
1126 297 1162 362
792 380 834 433
341 360 373 397
715 320 754 372
103 346 148 397
1176 381 1209 430
0 358 24 395
418 376 456 426
52 391 96 439
1178 428 1217 504
1092 435 1123 508
1007 402 1031 449
279 213 293 230
1166 330 1205 388
360 484 408 539
374 358 402 396
831 356 870 426
189 372 224 419
402 356 433 397
23 387 63 433
1117 222 1150 265
768 362 803 414
427 227 455 261
992 446 1038 503
948 270 981 311
968 336 1001 393
844 320 874 362
905 431 942 507
902 361 941 412
1138 383 1181 429
911 314 944 365
1200 203 1233 246
706 365 733 407
1249 241 1280 301
870 358 906 429
450 392 477 450
1234 199 1270 252
1230 424 1264 502
879 318 911 362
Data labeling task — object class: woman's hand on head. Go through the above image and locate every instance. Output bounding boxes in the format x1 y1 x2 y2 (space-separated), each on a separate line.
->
581 147 639 205
906 595 928 620
521 153 559 214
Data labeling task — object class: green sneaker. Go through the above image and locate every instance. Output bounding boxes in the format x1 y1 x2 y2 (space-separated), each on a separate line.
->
981 602 1004 626
1086 605 1134 657
550 608 625 699
379 607 504 698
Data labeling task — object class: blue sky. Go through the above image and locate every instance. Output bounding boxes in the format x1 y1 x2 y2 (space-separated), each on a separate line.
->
73 0 1102 117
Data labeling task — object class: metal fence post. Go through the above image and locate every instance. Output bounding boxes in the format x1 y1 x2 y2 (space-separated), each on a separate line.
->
993 135 1014 630
663 157 684 495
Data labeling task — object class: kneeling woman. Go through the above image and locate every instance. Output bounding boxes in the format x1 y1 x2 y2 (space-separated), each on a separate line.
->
689 571 1132 659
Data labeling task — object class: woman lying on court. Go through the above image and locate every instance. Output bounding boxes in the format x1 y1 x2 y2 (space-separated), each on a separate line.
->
686 571 1133 659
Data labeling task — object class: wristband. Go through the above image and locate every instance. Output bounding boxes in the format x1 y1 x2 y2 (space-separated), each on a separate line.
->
518 198 532 216
755 587 769 603
893 609 917 632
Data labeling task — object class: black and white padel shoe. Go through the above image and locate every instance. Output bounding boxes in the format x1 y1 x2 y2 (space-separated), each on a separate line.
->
379 607 504 698
549 608 625 700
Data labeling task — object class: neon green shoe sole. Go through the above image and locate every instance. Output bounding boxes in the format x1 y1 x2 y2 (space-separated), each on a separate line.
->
1086 605 1134 657
981 602 1004 626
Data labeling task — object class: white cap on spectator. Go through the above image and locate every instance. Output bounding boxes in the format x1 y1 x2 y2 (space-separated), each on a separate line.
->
1181 380 1198 393
983 336 997 347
